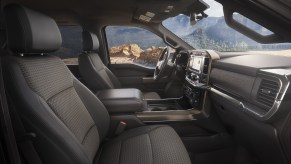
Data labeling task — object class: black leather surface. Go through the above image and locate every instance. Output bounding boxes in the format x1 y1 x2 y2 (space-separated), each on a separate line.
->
83 30 99 51
212 54 291 76
4 4 62 53
210 68 256 99
96 88 147 113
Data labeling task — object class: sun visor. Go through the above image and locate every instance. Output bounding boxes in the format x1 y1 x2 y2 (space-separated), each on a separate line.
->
133 0 208 23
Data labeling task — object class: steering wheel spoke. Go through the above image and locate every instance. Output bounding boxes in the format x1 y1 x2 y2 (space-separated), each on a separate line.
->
153 46 173 80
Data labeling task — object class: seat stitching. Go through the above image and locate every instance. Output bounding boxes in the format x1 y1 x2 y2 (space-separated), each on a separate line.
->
88 54 114 89
118 141 123 164
89 54 118 88
97 69 115 88
81 124 96 144
147 133 154 164
46 86 73 101
15 58 74 102
88 54 102 72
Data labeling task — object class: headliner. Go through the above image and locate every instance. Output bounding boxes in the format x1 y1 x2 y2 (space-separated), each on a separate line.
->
2 0 207 26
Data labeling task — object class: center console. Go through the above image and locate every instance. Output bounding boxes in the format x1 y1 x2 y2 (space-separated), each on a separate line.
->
183 50 211 108
93 50 221 138
135 50 216 122
96 50 218 135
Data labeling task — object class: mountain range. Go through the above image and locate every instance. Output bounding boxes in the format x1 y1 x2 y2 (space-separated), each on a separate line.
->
107 14 291 51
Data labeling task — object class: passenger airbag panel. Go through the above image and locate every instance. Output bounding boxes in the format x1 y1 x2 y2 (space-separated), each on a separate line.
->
210 68 255 100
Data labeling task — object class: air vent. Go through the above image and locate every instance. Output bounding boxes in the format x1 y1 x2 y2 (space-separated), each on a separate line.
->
203 57 210 74
257 79 280 109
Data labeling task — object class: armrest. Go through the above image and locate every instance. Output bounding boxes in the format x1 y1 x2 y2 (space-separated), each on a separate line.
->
96 88 147 114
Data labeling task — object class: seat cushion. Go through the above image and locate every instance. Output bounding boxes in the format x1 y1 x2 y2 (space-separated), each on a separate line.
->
97 125 191 164
143 92 161 99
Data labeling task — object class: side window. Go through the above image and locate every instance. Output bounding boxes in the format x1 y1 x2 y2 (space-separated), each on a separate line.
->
105 26 165 67
51 25 82 64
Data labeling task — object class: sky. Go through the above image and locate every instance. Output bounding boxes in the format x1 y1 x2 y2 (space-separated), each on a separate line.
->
202 0 224 17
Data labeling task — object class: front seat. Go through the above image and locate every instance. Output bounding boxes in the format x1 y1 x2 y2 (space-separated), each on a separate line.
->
2 4 191 164
78 31 161 99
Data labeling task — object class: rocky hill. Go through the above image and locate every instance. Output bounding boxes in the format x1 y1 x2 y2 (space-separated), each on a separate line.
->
106 26 165 49
109 44 163 67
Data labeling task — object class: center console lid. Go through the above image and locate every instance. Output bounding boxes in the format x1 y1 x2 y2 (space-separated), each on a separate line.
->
96 88 147 114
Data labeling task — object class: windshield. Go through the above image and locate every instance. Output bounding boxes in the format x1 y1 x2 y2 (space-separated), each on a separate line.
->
162 0 291 53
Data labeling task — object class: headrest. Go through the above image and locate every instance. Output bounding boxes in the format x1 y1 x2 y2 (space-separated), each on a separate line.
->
82 31 99 51
3 4 62 53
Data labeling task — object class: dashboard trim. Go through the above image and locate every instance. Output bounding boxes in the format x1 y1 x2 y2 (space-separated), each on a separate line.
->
135 109 206 122
211 87 270 120
210 68 290 122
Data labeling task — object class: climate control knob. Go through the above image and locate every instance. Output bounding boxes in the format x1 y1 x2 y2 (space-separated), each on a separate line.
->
190 73 199 81
194 75 200 81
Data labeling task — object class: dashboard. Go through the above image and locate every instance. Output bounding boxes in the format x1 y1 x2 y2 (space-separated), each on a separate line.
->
210 54 291 122
180 50 291 122
178 50 291 164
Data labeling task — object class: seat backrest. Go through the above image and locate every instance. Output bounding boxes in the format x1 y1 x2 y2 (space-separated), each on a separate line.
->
3 4 110 164
79 31 121 93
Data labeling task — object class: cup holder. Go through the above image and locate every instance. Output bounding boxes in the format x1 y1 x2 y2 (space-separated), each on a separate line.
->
146 98 187 111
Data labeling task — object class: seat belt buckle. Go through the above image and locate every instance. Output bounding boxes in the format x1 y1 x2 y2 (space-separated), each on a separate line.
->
115 121 127 135
17 132 36 143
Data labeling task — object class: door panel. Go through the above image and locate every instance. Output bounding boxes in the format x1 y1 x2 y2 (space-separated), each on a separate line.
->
110 63 167 94
110 63 154 76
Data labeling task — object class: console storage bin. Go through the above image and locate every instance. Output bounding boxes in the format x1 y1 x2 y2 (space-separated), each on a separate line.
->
96 88 147 113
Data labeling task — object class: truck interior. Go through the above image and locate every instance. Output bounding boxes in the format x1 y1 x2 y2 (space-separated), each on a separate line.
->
0 0 290 164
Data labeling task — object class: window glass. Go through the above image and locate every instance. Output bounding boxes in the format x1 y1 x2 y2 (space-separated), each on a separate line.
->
105 26 165 67
232 12 273 36
162 0 291 53
51 25 82 64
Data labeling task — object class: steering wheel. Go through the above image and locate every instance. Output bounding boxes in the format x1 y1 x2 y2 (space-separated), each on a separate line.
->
154 46 173 80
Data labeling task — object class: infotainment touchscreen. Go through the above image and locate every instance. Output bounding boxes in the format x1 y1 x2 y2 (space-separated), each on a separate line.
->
192 57 202 71
189 56 204 72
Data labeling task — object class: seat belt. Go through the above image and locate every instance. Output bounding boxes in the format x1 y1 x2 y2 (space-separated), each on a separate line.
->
0 53 22 164
0 52 42 164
